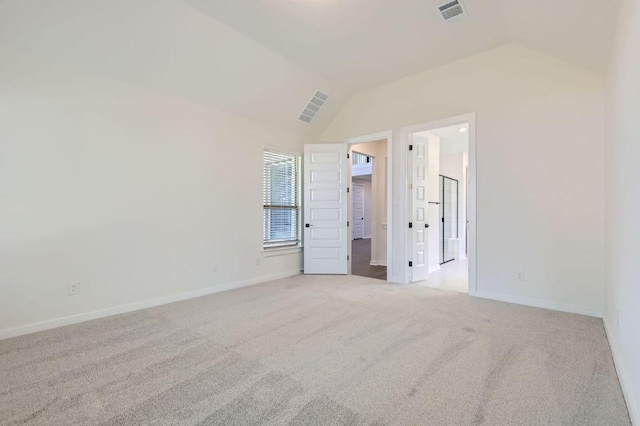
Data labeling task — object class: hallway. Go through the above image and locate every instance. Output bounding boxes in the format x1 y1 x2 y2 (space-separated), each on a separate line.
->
351 238 386 280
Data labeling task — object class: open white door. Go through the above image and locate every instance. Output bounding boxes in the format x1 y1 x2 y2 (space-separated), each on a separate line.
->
304 144 349 274
410 135 430 282
351 183 365 240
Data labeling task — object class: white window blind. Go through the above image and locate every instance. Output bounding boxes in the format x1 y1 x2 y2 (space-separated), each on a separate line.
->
263 149 301 249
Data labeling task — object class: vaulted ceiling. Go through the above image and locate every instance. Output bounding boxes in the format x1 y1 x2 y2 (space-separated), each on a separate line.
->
1 0 621 138
183 0 621 93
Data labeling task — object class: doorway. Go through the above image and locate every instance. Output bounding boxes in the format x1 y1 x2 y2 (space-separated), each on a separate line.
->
348 138 389 281
405 118 472 293
302 132 392 278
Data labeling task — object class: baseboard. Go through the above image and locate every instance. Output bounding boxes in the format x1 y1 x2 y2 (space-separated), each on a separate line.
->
472 290 603 318
428 265 441 273
603 317 639 425
0 270 301 341
369 260 387 267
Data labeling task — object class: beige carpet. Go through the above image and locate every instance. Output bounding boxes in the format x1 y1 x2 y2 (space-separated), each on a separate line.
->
0 274 631 425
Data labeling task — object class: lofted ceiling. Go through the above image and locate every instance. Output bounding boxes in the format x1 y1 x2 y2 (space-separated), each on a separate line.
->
0 0 621 137
0 0 347 139
183 0 621 93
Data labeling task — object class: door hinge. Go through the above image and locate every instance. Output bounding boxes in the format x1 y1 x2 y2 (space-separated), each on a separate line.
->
347 153 350 159
409 261 413 267
409 144 413 151
409 222 413 228
347 221 350 227
347 255 350 261
347 187 350 193
408 183 413 190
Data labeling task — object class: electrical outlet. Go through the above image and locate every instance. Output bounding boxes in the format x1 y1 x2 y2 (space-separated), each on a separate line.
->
516 271 525 282
256 258 261 266
68 282 80 296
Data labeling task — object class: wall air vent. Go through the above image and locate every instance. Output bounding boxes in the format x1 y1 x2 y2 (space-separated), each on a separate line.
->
298 91 329 123
437 0 467 23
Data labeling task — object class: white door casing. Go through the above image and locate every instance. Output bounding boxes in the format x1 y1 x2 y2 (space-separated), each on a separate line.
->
352 183 365 240
410 136 429 282
304 144 349 274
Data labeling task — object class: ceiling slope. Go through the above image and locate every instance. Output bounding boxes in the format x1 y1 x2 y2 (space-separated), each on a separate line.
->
184 0 621 94
0 0 346 139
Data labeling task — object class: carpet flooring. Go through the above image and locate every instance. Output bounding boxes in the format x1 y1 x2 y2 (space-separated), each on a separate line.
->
0 274 631 425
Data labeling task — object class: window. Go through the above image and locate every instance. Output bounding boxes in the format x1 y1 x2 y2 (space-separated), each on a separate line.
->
263 148 301 249
352 151 371 165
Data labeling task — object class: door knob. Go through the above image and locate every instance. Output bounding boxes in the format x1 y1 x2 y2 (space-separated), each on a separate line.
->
425 224 430 228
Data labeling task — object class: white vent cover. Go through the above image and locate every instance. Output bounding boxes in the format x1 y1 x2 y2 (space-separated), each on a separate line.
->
299 91 329 123
437 0 468 22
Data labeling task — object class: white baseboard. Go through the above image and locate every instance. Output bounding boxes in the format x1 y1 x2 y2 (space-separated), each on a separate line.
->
370 260 387 267
0 270 301 341
472 290 603 318
428 265 441 273
603 317 639 425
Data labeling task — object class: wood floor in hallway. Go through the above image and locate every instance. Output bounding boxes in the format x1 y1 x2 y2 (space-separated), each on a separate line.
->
351 238 386 280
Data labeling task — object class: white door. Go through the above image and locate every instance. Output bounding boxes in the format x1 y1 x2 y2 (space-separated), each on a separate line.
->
304 144 349 274
352 183 365 240
410 135 430 282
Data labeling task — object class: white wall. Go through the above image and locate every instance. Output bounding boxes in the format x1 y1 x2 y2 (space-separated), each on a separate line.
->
604 0 640 422
0 0 349 338
440 152 467 260
322 44 606 316
0 48 304 338
350 141 388 266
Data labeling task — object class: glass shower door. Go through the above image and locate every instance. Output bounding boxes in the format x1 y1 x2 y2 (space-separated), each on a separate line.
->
439 175 459 264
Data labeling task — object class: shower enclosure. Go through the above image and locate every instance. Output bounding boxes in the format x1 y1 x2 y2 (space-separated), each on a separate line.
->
439 175 459 264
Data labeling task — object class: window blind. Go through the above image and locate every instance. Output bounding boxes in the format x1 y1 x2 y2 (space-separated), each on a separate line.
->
263 149 301 248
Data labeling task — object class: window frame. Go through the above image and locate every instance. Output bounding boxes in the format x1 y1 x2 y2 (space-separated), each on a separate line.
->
262 146 302 253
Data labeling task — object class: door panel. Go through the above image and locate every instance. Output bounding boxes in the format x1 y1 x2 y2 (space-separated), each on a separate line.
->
411 136 430 282
304 144 348 274
352 183 365 240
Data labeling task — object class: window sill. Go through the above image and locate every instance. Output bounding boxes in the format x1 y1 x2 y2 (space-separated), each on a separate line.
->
263 246 302 257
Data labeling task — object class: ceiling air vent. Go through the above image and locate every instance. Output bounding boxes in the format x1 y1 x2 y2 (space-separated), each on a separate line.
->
437 0 468 23
298 91 329 123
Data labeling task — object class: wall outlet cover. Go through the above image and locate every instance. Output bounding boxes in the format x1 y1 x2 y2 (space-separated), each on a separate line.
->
68 282 80 295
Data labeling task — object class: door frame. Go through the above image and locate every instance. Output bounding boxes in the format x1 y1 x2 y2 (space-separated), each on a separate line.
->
401 113 477 294
344 131 393 281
